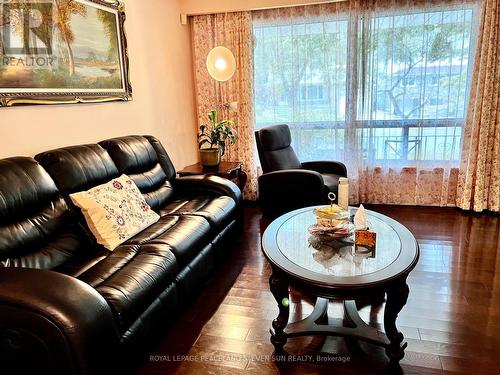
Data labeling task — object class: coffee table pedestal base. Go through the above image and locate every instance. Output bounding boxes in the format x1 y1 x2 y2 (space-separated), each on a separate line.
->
269 274 409 363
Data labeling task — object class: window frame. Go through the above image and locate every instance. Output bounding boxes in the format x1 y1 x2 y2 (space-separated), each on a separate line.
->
253 2 480 165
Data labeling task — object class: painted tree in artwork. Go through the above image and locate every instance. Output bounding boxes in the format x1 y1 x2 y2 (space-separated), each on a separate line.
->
96 9 118 63
0 0 51 56
53 0 87 76
2 0 31 56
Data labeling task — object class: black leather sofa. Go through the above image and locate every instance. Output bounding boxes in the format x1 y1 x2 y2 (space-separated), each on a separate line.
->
0 135 241 374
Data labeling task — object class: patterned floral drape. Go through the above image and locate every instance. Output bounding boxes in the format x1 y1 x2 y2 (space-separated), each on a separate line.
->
191 12 258 200
457 0 500 212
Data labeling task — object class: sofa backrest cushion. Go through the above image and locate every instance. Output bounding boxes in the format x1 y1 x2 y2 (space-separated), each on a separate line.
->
99 136 175 211
143 135 176 180
35 144 120 195
0 157 87 269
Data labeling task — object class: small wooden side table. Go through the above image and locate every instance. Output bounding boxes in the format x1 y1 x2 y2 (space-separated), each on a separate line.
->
177 161 247 192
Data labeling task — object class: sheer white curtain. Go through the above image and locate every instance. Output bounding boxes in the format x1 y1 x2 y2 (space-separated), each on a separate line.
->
253 0 480 205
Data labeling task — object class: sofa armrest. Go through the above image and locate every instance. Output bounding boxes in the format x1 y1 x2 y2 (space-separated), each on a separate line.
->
258 169 325 217
173 175 242 204
302 160 347 177
0 268 121 374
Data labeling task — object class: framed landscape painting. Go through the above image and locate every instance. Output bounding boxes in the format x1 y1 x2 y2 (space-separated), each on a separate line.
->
0 0 131 106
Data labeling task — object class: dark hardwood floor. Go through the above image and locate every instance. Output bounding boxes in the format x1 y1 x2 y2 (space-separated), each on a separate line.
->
139 204 500 374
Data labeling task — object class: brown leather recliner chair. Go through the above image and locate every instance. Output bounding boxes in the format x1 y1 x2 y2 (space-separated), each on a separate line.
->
255 124 347 218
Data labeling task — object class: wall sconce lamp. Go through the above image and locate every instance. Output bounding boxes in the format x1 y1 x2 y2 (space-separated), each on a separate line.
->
206 46 238 112
206 46 236 82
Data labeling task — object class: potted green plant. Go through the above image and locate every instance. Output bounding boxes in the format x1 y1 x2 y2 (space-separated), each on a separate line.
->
198 110 237 167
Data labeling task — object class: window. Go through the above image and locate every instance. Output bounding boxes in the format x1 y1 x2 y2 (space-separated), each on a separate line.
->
254 5 478 165
401 76 417 87
299 84 326 102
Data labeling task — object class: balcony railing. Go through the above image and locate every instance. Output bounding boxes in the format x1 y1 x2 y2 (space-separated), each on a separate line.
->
256 119 464 164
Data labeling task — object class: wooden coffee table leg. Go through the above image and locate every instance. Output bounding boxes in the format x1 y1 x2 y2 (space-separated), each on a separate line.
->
384 277 409 362
269 269 289 354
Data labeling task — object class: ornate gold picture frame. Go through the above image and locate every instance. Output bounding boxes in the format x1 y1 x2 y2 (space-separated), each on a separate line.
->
0 0 131 106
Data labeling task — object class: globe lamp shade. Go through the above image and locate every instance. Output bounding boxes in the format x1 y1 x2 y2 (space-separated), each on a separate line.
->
206 46 236 82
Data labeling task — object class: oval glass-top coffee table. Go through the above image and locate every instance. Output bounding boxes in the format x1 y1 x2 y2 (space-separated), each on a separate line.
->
261 206 419 362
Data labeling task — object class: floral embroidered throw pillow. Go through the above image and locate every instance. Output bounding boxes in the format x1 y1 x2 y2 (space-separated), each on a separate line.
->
70 175 160 251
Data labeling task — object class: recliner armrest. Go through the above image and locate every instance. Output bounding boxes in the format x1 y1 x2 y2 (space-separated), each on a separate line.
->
302 160 347 177
0 268 121 374
173 175 242 204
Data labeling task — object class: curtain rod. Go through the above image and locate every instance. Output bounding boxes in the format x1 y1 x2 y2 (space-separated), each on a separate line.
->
180 0 346 23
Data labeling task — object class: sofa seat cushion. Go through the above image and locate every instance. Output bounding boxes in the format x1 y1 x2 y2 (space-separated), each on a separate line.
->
160 196 237 231
76 242 178 332
132 214 211 266
124 215 183 245
77 214 210 277
53 247 109 278
71 214 210 331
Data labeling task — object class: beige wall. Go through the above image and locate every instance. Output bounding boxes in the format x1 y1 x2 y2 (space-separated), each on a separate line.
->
0 0 199 169
180 0 343 15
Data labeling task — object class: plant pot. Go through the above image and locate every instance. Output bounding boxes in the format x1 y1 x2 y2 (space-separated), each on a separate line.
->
200 148 220 167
